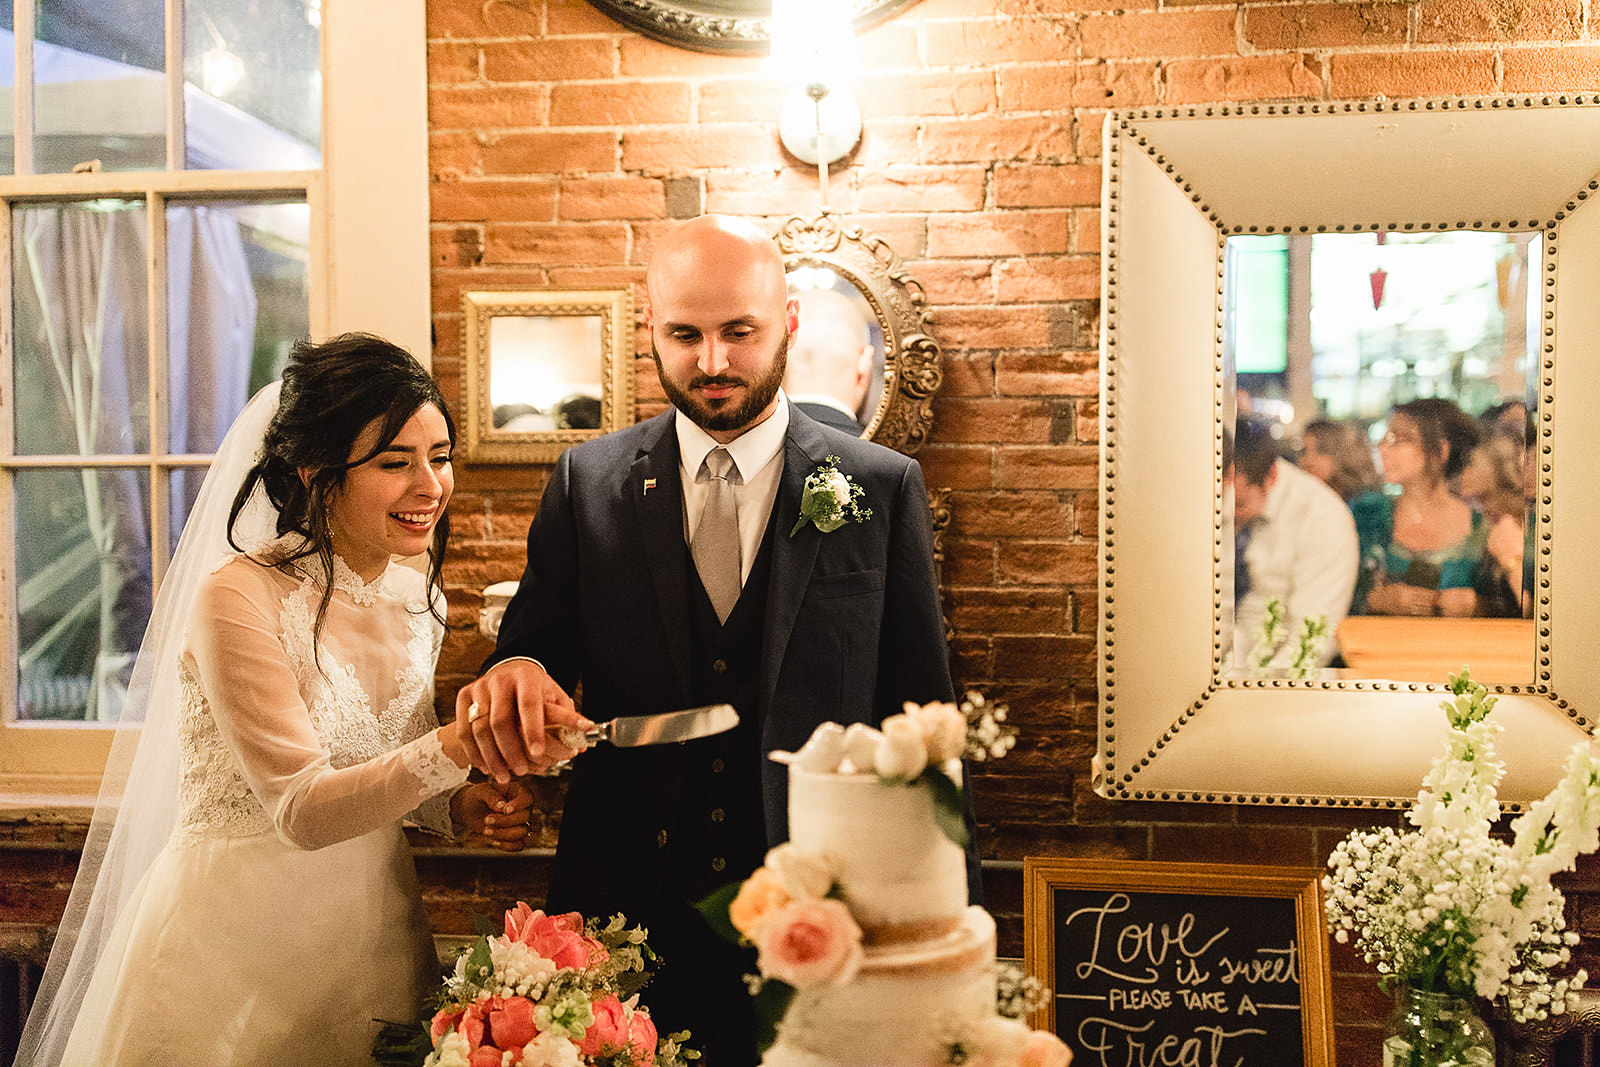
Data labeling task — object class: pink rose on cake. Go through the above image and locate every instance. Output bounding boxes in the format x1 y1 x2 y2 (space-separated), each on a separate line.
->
755 897 865 987
963 1018 1073 1067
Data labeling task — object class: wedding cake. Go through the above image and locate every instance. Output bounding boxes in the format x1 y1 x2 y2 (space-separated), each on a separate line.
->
723 704 1070 1067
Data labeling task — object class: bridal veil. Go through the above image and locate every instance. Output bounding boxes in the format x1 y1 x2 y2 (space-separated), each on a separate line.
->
17 380 284 1065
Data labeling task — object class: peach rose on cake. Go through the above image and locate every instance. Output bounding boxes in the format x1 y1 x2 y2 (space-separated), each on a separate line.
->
1018 1030 1073 1067
755 898 864 987
906 699 966 762
728 864 792 938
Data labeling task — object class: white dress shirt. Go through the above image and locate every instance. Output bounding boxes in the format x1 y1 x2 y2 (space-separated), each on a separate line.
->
675 391 789 587
1234 459 1359 668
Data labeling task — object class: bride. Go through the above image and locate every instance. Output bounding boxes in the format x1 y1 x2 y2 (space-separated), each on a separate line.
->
18 334 587 1065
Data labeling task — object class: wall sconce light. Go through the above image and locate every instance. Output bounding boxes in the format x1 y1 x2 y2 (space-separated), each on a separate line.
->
770 0 860 209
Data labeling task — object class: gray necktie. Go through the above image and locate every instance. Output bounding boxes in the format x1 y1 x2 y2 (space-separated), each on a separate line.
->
692 447 742 623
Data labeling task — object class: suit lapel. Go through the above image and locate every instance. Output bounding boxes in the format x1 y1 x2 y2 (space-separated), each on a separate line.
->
759 404 830 714
627 415 693 704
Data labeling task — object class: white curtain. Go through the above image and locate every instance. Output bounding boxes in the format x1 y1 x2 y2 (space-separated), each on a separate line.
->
13 202 255 722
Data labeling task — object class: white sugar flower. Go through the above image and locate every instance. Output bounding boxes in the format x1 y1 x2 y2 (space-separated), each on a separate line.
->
876 714 929 780
766 842 835 900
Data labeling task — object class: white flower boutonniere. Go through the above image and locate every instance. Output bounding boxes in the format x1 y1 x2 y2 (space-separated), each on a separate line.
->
789 454 872 537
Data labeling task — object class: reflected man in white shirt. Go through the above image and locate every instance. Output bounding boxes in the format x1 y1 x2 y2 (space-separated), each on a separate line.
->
1231 417 1359 668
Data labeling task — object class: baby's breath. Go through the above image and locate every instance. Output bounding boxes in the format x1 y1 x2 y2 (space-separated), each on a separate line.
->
1324 669 1600 1023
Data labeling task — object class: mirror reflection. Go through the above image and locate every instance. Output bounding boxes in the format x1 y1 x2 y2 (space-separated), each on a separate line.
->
784 266 887 437
1224 231 1537 682
487 315 604 433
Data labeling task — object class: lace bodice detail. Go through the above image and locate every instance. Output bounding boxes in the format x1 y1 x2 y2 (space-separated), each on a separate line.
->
173 554 465 848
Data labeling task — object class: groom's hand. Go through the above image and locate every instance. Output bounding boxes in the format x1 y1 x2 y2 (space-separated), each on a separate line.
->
455 660 589 783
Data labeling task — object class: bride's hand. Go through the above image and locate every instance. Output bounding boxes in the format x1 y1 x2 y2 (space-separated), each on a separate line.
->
450 780 534 852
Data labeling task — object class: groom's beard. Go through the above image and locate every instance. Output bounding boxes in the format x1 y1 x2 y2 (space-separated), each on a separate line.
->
653 333 788 435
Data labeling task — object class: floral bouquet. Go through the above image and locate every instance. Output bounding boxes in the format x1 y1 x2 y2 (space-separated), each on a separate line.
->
375 903 697 1067
1324 670 1600 1024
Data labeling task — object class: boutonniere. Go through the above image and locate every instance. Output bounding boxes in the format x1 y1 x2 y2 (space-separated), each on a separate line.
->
789 455 872 536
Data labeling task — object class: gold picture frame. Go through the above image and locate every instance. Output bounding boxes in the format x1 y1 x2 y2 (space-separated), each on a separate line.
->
1024 857 1335 1067
461 288 635 464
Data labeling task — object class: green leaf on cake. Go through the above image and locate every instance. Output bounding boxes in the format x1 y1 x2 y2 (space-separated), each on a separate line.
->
752 978 797 1053
693 881 744 945
923 767 969 849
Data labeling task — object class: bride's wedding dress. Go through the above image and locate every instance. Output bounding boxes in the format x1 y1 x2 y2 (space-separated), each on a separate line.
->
60 548 468 1065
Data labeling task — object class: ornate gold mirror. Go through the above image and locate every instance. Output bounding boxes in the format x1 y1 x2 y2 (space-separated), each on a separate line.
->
460 288 635 464
1098 96 1600 808
775 214 940 455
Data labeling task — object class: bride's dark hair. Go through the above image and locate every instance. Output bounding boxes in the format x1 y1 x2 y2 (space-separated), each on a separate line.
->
226 332 454 642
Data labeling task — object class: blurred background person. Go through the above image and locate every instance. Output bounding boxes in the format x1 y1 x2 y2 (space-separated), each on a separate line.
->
1231 417 1358 668
1354 397 1486 617
1298 418 1383 504
1457 435 1533 618
784 286 874 434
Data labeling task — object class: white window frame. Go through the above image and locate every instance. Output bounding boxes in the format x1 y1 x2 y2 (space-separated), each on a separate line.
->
0 0 430 804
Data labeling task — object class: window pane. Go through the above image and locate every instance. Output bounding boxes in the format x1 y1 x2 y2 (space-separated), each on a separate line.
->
15 467 152 722
35 0 166 173
0 12 15 176
184 0 321 170
167 200 306 453
13 200 151 456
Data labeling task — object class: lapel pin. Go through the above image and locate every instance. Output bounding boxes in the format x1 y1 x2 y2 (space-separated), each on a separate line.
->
643 477 657 495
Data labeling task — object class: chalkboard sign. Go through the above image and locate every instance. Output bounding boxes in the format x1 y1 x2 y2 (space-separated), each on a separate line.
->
1024 859 1334 1067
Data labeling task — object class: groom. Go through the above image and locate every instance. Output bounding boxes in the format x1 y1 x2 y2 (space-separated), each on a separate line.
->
456 214 962 1065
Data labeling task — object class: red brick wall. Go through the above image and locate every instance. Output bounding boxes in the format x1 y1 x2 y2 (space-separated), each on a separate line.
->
422 2 1600 1061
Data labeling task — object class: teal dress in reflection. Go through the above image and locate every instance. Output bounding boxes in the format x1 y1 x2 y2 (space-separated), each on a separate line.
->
1351 491 1488 614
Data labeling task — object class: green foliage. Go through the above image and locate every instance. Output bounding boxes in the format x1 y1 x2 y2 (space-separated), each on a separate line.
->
694 881 745 945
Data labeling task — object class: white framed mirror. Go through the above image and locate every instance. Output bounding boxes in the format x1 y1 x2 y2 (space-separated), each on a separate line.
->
1097 96 1600 808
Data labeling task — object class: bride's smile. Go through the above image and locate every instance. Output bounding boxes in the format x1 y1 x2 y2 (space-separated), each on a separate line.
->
326 404 454 579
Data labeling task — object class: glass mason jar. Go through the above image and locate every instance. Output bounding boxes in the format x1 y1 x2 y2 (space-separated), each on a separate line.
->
1382 985 1496 1067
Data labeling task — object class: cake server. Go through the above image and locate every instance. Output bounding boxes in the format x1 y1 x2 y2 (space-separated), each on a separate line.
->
548 703 739 750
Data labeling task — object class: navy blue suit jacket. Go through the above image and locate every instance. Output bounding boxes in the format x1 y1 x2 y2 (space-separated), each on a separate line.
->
487 402 962 918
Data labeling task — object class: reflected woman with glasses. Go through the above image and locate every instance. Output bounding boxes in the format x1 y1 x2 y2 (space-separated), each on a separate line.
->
1353 397 1488 617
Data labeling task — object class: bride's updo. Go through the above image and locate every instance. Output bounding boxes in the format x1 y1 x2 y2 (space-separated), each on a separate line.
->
227 333 454 633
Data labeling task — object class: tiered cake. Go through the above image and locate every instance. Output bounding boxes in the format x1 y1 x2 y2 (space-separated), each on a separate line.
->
732 711 1070 1067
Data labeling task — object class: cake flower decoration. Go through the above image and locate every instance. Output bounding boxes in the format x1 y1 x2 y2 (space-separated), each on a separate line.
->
773 694 1017 848
789 454 872 536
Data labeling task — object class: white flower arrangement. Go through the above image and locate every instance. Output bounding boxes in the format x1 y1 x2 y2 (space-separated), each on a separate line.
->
1323 669 1600 1023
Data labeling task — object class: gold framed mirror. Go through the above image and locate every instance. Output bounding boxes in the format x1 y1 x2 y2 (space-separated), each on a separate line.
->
460 288 635 464
775 214 941 455
1098 95 1600 808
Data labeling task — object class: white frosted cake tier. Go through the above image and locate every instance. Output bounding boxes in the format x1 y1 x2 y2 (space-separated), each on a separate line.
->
761 907 997 1067
786 761 968 931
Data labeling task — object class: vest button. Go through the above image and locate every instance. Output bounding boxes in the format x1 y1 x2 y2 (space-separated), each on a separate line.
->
711 758 725 773
656 829 668 848
710 807 725 822
711 856 726 872
711 658 728 674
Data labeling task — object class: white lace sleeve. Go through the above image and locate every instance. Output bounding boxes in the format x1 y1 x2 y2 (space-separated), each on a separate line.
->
187 560 470 851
